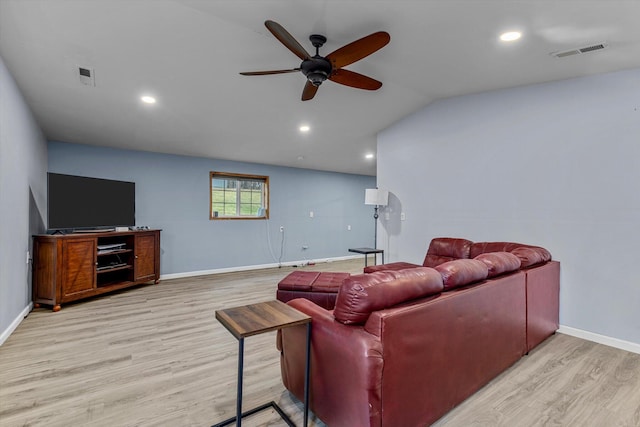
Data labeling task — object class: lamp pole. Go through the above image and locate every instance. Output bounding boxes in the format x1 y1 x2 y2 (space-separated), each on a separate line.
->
365 187 388 254
373 205 379 249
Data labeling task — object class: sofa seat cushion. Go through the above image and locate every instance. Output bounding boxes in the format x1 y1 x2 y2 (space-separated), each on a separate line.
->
276 290 339 310
277 271 321 291
474 252 522 278
334 267 444 325
422 237 473 267
435 259 489 290
363 262 420 273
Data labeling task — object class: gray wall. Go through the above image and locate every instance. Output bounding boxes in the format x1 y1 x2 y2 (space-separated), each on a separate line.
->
49 141 376 275
0 55 48 340
377 68 640 346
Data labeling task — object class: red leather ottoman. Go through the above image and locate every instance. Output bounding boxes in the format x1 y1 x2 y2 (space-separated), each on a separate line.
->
277 271 349 310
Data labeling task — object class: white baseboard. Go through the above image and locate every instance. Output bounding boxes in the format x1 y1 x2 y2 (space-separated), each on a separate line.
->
0 302 33 346
160 255 361 281
558 325 640 355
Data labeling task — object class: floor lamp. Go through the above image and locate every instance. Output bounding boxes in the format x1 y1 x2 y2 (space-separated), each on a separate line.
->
364 188 389 249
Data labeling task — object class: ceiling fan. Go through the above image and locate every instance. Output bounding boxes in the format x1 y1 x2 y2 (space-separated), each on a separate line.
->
240 20 390 101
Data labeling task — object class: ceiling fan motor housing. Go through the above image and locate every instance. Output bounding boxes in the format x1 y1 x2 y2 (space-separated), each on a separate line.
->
300 57 332 86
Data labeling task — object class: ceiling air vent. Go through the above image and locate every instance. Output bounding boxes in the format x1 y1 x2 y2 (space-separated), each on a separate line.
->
551 42 608 58
78 66 95 86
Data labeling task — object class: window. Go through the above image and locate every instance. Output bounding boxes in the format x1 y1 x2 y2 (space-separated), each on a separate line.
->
210 172 269 220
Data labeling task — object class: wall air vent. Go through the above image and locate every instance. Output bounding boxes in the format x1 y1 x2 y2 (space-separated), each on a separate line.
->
551 42 608 58
78 66 95 86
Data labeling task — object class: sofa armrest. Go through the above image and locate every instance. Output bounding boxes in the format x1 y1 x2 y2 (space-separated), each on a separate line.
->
279 298 384 427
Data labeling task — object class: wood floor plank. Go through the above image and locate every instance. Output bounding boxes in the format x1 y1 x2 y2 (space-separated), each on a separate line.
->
1 259 639 426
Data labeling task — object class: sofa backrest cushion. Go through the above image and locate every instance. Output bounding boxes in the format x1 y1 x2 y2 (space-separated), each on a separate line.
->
474 252 522 278
422 237 473 267
434 259 489 290
470 241 552 266
333 267 444 325
511 247 550 268
469 242 523 258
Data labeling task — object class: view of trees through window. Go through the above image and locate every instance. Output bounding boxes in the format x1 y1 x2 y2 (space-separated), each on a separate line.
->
210 172 269 219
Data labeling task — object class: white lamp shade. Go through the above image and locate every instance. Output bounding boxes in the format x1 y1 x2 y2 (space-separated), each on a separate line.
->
365 188 389 206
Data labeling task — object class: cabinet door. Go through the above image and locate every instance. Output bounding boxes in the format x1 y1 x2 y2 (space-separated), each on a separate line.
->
62 238 96 297
134 234 157 281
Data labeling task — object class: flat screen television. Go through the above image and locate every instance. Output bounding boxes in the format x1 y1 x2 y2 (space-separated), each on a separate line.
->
47 173 135 231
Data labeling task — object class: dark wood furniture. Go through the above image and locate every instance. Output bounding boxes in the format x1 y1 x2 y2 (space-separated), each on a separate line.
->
214 300 311 427
32 229 161 311
348 247 384 267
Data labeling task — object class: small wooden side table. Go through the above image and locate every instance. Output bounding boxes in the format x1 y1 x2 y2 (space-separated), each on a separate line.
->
213 300 311 427
348 247 385 267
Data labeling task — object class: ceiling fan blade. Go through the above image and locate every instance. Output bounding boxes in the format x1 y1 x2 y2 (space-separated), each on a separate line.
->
329 69 382 90
240 69 300 76
265 20 312 61
326 31 390 69
301 81 319 101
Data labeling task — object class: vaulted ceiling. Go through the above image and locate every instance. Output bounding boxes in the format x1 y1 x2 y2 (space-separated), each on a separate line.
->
2 0 640 176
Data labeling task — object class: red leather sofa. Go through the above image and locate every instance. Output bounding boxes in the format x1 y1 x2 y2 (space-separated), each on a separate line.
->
277 238 559 426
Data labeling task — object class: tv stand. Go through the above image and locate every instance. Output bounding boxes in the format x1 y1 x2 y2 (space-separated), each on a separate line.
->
32 229 161 311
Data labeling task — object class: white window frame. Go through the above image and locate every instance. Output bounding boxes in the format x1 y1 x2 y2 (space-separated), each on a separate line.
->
210 172 269 220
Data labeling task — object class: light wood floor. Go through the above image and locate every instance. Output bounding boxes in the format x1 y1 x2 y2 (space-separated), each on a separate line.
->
1 259 639 427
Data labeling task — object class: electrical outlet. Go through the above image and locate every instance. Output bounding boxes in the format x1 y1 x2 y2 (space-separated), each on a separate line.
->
280 226 284 232
309 211 314 218
347 225 351 231
400 212 406 221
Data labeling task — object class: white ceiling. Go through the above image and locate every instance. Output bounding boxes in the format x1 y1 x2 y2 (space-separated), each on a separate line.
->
2 0 640 176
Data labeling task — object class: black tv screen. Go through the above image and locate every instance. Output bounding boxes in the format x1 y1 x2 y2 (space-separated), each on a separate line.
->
48 173 135 231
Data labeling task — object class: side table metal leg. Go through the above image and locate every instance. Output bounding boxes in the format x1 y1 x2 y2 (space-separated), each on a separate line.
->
303 323 311 427
237 337 244 427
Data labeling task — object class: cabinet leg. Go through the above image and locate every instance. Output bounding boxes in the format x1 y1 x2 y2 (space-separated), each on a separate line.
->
34 303 41 309
53 305 61 312
154 279 160 284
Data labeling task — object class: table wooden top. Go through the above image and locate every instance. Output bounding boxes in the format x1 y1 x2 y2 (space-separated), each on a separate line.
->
215 300 311 340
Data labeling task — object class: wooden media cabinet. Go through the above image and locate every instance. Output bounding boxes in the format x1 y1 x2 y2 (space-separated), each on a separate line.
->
32 229 161 311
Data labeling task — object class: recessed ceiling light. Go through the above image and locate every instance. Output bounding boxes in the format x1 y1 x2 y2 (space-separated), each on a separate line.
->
141 95 156 104
365 153 375 159
299 125 310 132
500 31 522 42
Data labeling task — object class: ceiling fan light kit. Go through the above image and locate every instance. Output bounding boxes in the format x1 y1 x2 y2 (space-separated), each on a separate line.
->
240 20 390 100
